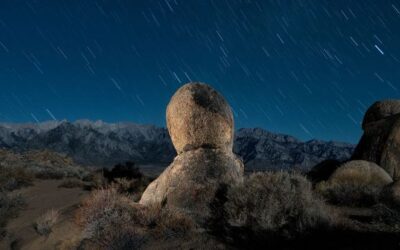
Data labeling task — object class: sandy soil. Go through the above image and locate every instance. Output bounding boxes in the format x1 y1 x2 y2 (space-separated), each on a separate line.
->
0 180 89 250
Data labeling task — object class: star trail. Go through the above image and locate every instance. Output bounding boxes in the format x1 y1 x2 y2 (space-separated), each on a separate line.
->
0 0 399 143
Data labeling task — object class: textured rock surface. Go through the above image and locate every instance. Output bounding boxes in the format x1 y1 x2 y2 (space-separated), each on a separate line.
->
166 83 234 154
352 99 400 180
362 100 400 129
330 160 393 187
140 148 244 218
140 83 244 222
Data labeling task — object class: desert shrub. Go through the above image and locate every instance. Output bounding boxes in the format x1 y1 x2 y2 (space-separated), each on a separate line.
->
141 204 196 239
0 191 25 236
29 163 89 180
58 178 84 189
0 165 34 191
34 209 60 236
316 161 392 206
76 188 146 248
380 180 400 210
76 187 196 249
84 172 107 191
317 181 383 207
222 171 332 240
34 168 65 180
112 177 153 201
103 161 142 183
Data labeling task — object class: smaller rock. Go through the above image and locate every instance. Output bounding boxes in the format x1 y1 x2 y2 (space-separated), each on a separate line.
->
317 160 393 206
330 160 393 187
362 100 400 129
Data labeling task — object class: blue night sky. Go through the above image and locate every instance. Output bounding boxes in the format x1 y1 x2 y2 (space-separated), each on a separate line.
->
0 0 399 143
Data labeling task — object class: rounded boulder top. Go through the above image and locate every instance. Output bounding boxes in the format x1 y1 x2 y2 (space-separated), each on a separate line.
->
166 82 234 154
362 100 400 129
331 160 393 186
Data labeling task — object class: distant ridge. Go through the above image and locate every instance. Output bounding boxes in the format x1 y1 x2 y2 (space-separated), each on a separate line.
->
0 120 355 170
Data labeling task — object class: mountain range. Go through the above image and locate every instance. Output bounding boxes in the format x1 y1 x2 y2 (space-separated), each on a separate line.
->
0 120 355 171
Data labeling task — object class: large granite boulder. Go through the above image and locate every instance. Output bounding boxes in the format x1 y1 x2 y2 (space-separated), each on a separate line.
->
166 83 234 154
140 82 244 223
352 100 400 180
140 148 243 219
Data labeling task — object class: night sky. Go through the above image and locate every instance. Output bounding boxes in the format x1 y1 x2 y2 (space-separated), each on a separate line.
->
0 0 399 143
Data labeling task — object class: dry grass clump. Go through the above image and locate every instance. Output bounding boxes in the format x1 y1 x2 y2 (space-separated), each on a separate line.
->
0 165 34 191
34 209 60 236
0 192 25 234
112 177 153 201
316 160 393 206
85 165 152 201
222 171 332 240
76 187 196 249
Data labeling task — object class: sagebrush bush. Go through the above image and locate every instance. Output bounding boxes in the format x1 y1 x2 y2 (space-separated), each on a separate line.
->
0 165 34 191
76 187 196 249
34 169 65 179
111 177 153 201
34 209 60 236
316 161 393 206
0 191 25 236
223 172 332 239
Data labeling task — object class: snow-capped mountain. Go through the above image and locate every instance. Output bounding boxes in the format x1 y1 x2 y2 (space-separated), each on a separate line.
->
0 121 355 170
234 128 355 171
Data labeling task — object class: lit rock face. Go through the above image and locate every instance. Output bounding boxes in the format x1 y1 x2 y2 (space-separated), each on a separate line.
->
352 100 400 180
140 82 244 222
166 83 234 154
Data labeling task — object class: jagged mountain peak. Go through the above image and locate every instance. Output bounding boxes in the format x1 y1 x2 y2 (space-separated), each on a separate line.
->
0 120 354 170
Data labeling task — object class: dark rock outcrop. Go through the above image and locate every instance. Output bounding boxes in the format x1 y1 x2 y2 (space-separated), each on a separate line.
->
381 180 400 208
352 100 400 180
307 159 343 185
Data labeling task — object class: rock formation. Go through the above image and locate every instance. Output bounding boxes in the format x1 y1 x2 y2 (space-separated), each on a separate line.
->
352 100 400 180
140 82 244 222
328 160 393 188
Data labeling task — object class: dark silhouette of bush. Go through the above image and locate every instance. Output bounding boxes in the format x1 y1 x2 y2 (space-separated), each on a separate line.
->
103 161 143 183
307 159 342 185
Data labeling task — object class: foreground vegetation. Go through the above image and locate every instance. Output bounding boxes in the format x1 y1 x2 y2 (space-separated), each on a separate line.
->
70 170 400 249
1 150 400 249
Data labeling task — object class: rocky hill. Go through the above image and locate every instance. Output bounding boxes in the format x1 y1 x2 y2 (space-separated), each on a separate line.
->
0 120 354 170
235 128 354 171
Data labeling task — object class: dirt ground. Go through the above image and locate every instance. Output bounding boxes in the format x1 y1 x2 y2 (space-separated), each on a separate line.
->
0 180 89 250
